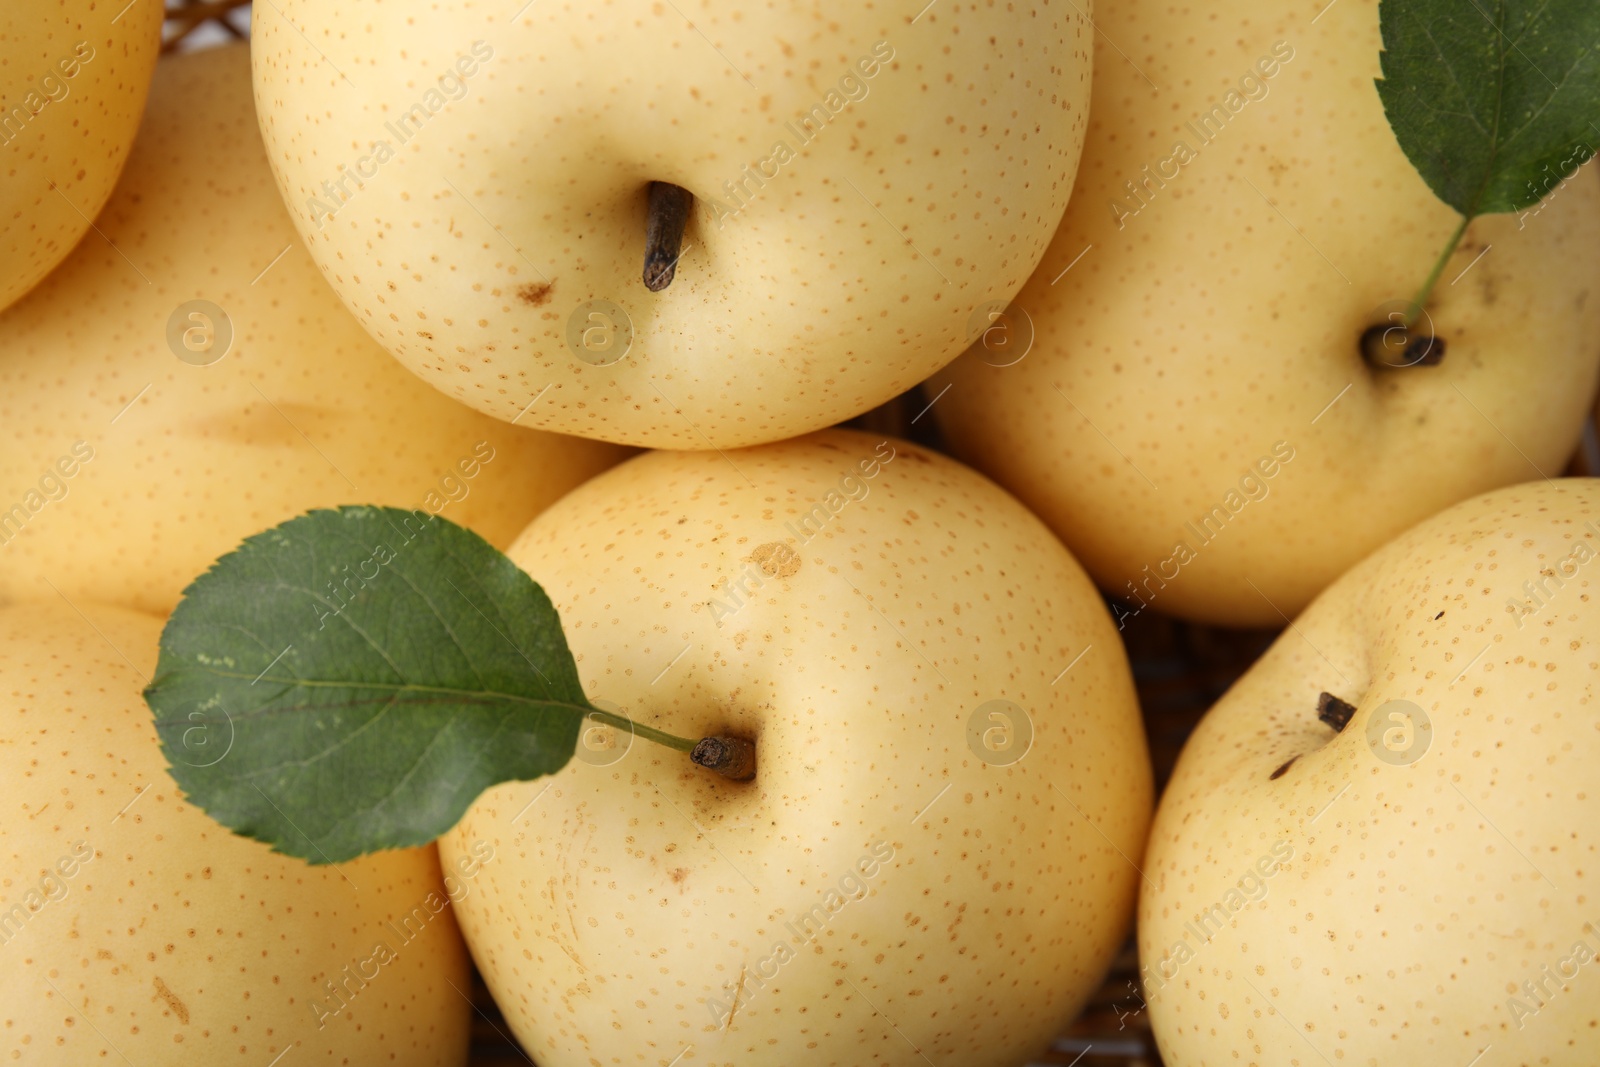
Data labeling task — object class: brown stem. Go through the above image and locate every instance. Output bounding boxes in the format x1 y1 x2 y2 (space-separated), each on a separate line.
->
1360 324 1446 368
1317 692 1357 732
691 736 756 781
642 182 694 292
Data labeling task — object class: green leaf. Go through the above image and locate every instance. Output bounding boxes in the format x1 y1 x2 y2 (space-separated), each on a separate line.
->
1376 0 1600 217
145 506 591 864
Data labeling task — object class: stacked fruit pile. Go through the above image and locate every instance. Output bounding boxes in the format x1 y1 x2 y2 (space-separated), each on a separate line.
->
2 2 1596 1065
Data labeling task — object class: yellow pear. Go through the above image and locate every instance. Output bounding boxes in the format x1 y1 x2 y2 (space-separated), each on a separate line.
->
440 430 1152 1066
930 0 1600 626
0 601 472 1065
251 2 1093 447
1 0 161 310
1141 479 1600 1065
0 44 627 617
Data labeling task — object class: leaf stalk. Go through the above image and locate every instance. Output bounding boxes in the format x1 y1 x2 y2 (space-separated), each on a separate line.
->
584 705 698 754
1404 214 1471 328
582 705 755 781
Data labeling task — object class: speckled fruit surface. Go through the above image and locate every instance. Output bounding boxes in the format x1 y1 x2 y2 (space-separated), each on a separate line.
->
930 0 1600 627
0 602 471 1066
1141 479 1600 1066
0 0 161 312
250 1 1092 449
0 44 628 617
440 429 1153 1067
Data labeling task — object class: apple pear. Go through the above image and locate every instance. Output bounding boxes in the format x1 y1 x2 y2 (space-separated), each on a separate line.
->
1140 478 1600 1065
0 44 628 617
0 601 471 1065
0 0 161 311
929 0 1600 626
250 1 1093 448
440 429 1153 1066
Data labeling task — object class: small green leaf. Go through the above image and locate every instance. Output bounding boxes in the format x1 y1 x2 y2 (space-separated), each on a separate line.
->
145 506 591 864
1376 0 1600 217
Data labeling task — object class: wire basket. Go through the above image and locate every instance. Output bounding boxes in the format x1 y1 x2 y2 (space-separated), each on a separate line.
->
155 4 1600 1062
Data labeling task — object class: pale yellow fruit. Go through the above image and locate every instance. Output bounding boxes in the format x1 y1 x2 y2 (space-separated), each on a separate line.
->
0 0 161 311
0 44 627 617
0 601 471 1065
1140 479 1600 1066
440 429 1152 1067
251 1 1093 448
930 0 1600 626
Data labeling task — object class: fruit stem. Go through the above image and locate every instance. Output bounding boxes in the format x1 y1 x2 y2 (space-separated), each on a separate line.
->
642 182 694 291
1359 323 1446 368
1317 692 1356 732
584 705 756 781
1404 214 1471 328
690 736 757 781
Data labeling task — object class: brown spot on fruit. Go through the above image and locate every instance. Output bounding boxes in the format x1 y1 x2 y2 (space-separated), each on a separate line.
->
152 976 190 1024
670 867 688 885
749 542 801 579
518 282 553 307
